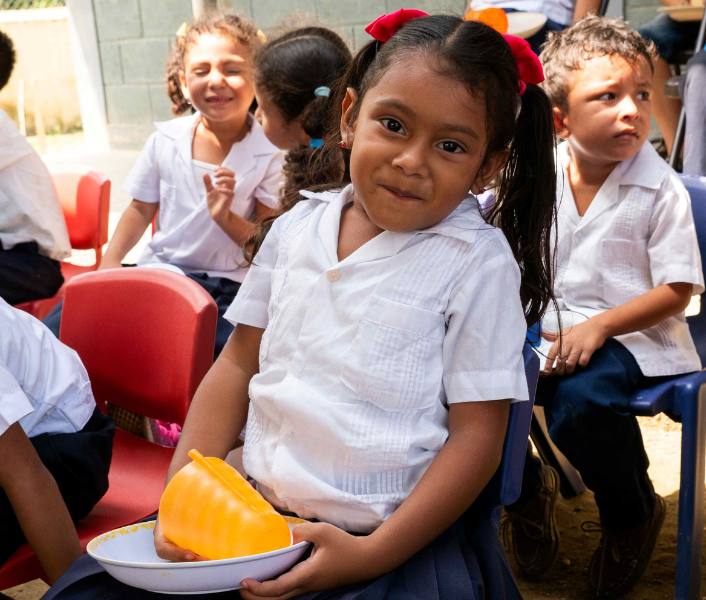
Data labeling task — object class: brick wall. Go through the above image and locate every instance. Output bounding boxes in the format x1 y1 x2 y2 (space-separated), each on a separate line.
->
92 0 661 149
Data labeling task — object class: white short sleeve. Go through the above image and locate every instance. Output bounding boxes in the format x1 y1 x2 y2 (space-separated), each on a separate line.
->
123 132 161 204
443 235 529 404
0 364 33 437
223 214 283 328
648 174 704 295
253 152 285 210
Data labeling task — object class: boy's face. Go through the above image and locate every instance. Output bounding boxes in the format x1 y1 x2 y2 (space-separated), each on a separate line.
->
554 54 653 168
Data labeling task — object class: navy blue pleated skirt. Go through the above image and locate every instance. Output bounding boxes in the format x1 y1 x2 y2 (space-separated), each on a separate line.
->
43 508 520 600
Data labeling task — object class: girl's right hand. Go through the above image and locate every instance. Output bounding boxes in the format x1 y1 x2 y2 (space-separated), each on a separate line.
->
153 519 201 562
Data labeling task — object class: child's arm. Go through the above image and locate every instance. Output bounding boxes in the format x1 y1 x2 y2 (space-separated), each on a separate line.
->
0 422 81 583
545 282 693 374
204 169 278 246
240 399 510 599
154 323 263 561
100 199 158 269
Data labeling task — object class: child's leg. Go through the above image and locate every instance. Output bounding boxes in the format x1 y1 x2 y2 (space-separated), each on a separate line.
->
185 273 240 357
0 241 63 305
542 339 655 529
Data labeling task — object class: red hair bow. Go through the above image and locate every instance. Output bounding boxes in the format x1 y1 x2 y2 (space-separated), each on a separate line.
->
365 8 429 43
502 34 544 95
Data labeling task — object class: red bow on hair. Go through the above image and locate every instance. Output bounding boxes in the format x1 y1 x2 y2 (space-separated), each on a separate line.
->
365 8 429 43
502 34 544 95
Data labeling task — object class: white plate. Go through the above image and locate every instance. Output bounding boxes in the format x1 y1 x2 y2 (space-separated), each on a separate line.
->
506 12 548 39
658 4 704 21
87 520 310 595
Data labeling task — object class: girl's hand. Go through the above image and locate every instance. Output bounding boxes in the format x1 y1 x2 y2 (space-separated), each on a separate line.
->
239 522 383 600
204 167 236 226
153 519 201 562
98 256 122 270
544 317 608 375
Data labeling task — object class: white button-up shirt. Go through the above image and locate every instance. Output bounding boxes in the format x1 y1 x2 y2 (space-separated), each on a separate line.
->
0 110 70 260
225 185 528 532
0 298 95 438
125 113 285 282
554 142 704 376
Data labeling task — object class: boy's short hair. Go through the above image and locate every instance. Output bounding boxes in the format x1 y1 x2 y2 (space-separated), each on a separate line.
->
540 16 657 111
0 29 16 91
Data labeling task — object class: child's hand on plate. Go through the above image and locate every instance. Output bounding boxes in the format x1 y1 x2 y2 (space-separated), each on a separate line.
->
239 522 383 599
204 167 236 226
543 318 607 375
153 519 203 562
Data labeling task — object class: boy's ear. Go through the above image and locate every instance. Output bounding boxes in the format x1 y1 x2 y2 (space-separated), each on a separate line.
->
470 150 508 195
553 105 570 140
339 87 358 147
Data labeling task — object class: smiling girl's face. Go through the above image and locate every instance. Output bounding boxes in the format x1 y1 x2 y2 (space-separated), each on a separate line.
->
181 33 255 129
341 55 506 233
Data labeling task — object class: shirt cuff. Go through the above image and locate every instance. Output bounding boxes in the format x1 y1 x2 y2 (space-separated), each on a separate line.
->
444 368 529 404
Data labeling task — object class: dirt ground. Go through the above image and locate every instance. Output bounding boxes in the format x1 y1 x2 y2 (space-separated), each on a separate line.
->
1 414 701 600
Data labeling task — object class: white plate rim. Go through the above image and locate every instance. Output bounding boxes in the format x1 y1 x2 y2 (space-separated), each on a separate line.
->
87 521 310 570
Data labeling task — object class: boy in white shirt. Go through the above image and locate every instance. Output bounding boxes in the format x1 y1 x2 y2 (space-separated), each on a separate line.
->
0 30 71 305
503 17 703 598
0 298 113 581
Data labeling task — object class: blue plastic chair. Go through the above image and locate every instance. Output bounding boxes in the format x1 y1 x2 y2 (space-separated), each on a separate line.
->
482 344 540 509
530 175 706 600
629 175 706 600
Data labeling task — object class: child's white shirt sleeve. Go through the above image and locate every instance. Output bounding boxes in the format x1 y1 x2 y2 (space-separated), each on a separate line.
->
0 364 33 437
223 212 284 329
123 133 161 203
443 238 529 404
253 151 285 210
647 174 704 294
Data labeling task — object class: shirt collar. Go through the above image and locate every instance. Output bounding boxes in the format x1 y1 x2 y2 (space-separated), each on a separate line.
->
558 140 668 192
154 113 280 169
304 184 492 266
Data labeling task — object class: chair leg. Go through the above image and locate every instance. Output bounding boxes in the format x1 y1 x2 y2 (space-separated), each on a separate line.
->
530 407 586 498
674 385 706 600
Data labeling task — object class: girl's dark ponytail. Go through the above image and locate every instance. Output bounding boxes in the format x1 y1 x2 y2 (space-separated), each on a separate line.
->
488 83 556 327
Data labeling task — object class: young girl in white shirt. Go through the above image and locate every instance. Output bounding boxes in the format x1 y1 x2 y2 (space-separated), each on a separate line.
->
46 10 556 599
46 14 284 355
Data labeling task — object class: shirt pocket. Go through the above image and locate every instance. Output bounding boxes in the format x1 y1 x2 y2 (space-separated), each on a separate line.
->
341 296 445 412
599 239 643 305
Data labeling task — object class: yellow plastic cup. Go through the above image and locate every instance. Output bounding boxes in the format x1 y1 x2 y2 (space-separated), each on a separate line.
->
158 449 291 560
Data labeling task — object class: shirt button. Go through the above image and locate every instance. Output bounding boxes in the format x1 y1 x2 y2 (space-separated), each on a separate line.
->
326 269 341 282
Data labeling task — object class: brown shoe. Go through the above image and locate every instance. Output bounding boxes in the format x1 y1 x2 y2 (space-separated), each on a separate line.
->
501 464 560 579
589 494 666 598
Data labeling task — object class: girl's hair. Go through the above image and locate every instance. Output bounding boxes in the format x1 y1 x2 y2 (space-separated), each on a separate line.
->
0 29 15 91
318 16 556 326
243 27 352 262
166 13 262 116
540 16 657 111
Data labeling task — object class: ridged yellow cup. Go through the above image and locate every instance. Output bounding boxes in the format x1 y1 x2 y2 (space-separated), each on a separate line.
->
158 449 291 560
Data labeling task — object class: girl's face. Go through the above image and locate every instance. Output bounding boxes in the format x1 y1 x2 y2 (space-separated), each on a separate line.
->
181 33 255 127
341 55 505 233
254 87 309 149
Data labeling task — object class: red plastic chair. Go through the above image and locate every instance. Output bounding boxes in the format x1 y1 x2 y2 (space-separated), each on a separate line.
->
0 268 217 590
15 170 111 320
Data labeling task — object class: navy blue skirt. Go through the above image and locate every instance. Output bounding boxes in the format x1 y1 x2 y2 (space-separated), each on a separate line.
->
43 508 520 600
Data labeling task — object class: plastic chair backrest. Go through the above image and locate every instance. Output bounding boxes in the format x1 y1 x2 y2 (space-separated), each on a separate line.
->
479 344 539 508
683 176 706 364
59 269 217 425
52 170 111 263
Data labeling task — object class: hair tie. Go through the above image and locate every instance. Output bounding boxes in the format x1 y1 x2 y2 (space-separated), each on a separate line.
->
365 8 429 43
309 138 324 149
314 86 330 98
502 34 544 95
